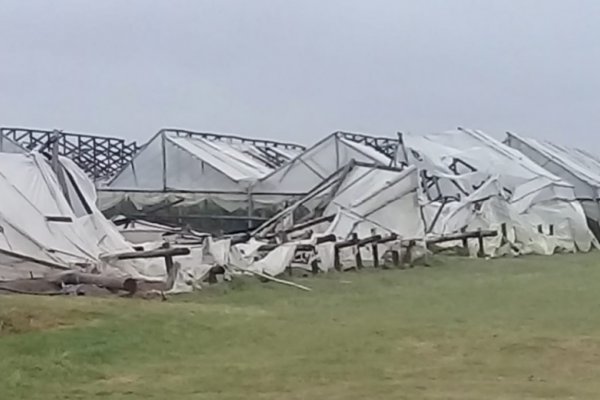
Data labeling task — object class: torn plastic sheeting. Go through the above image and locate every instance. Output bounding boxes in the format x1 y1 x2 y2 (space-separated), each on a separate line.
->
337 246 357 271
246 243 297 276
505 132 600 198
234 238 267 260
205 237 231 266
167 245 215 293
315 242 335 272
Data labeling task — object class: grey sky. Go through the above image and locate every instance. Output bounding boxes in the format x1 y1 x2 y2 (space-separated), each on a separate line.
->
1 0 599 147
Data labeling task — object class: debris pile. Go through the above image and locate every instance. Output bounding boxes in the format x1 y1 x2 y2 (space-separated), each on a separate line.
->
2 126 600 298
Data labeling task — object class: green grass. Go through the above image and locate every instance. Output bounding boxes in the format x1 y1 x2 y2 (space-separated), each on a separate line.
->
2 253 600 399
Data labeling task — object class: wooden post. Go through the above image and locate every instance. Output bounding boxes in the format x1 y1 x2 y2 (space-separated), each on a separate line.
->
160 242 178 290
334 246 341 271
477 230 485 258
354 249 363 270
370 229 379 268
460 227 469 254
310 259 319 275
402 240 415 268
372 242 379 268
164 254 174 274
391 250 400 268
352 233 363 269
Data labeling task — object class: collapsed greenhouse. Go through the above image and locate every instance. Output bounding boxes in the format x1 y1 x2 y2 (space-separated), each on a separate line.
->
99 128 306 233
504 131 600 238
1 125 599 296
0 151 154 281
398 128 597 256
99 130 399 233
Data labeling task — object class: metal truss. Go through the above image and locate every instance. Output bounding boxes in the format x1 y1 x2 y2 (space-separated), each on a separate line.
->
1 127 140 181
334 131 399 161
162 128 306 167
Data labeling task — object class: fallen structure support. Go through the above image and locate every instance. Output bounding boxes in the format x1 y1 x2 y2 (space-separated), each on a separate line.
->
113 246 191 260
47 271 138 294
427 229 498 258
111 244 191 291
0 126 139 181
275 229 499 272
262 215 336 239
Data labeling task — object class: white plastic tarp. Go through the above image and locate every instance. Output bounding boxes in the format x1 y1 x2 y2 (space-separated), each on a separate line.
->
103 130 303 212
0 152 150 280
254 162 425 242
255 133 392 195
323 165 424 239
400 128 596 255
505 132 600 200
0 135 26 154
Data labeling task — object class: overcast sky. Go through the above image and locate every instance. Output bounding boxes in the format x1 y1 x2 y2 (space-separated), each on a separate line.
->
1 0 599 147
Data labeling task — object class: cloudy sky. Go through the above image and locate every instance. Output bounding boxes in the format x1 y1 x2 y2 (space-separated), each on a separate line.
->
1 0 599 146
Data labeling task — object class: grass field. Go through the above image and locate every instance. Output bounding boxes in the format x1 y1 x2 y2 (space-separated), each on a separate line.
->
2 253 600 399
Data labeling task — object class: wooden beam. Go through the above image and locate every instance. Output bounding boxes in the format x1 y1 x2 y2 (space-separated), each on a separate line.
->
47 271 137 294
115 247 190 260
427 230 497 245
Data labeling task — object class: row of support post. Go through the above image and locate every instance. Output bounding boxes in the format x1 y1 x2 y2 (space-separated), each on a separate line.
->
252 219 500 274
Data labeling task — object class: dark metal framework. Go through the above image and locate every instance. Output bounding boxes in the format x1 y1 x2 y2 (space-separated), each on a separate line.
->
102 129 309 234
0 127 139 181
334 131 399 161
109 130 402 233
164 128 305 168
397 132 491 203
165 128 305 150
448 158 476 175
